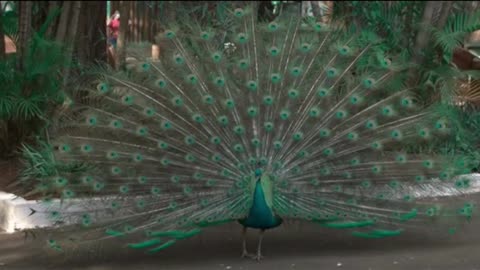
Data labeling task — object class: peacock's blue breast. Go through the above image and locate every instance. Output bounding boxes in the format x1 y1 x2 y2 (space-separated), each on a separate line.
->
238 181 282 229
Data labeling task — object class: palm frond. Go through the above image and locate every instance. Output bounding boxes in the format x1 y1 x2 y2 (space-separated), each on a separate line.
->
434 10 480 55
455 79 480 107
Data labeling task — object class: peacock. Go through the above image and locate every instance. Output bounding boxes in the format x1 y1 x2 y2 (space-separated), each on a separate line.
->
16 3 480 262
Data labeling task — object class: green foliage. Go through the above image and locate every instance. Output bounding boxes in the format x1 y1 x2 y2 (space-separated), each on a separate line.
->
344 1 423 54
155 2 236 30
1 6 17 38
334 2 479 63
334 1 480 107
18 140 90 197
0 7 67 159
433 10 480 62
398 104 480 171
20 141 76 180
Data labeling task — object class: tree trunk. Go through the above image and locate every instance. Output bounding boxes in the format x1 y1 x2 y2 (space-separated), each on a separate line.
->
17 1 33 72
436 1 453 29
33 1 50 31
164 2 177 29
405 1 441 87
76 0 88 64
128 1 134 42
143 2 149 42
115 0 129 70
151 2 157 42
137 2 142 42
66 1 81 50
45 1 60 39
0 7 5 60
414 1 442 64
62 1 81 86
55 1 72 43
139 2 144 42
75 2 106 65
412 1 438 66
93 2 107 63
133 1 138 43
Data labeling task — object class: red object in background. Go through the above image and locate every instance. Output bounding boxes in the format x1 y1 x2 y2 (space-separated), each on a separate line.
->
108 18 120 39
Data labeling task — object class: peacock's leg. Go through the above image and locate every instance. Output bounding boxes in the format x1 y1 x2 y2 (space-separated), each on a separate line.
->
241 226 254 258
253 229 265 261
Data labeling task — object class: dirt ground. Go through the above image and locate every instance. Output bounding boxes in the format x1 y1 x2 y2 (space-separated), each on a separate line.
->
1 222 480 270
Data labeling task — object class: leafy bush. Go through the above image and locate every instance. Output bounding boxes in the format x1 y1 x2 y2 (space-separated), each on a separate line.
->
0 7 67 159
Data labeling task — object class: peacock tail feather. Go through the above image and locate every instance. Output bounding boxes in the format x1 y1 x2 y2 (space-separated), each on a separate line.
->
17 4 480 255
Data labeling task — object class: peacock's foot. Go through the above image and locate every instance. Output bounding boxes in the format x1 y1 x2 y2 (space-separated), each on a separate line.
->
241 251 255 259
252 254 264 261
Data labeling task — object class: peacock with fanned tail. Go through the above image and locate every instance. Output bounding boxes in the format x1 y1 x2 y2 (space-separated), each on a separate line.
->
18 3 480 261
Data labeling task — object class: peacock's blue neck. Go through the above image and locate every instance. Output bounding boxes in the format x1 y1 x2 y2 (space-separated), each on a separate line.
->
238 179 282 229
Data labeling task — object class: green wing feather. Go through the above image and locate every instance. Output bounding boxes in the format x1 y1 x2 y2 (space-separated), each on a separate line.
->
260 175 275 210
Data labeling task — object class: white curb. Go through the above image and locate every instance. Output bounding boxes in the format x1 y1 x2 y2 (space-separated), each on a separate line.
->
0 191 48 233
0 192 121 233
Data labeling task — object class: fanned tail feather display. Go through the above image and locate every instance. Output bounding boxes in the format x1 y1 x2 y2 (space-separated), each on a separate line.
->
17 4 480 255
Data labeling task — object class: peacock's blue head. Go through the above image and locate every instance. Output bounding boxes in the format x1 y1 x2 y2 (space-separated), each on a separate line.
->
255 168 263 178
